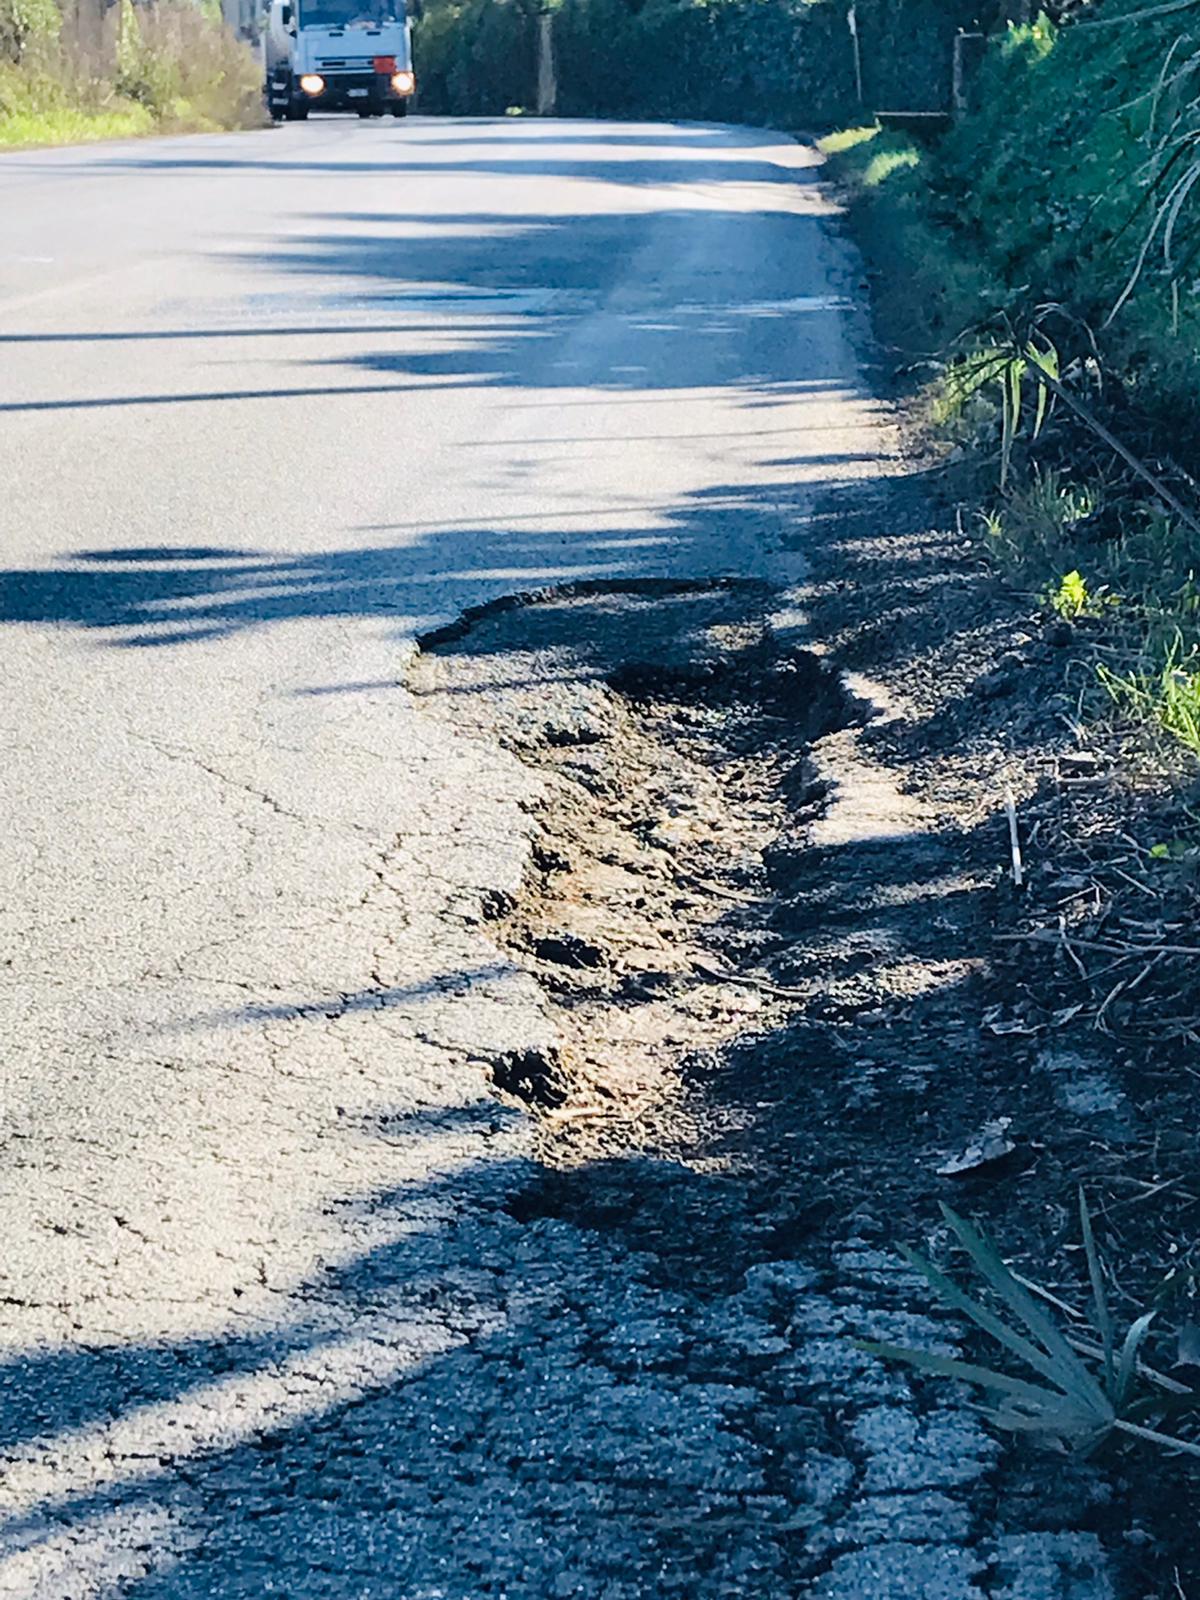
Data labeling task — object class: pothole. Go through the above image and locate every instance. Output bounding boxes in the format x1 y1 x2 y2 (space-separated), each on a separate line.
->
402 572 1138 1595
489 1046 571 1110
408 579 855 1164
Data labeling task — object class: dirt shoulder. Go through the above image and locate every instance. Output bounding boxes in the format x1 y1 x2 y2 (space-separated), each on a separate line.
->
405 517 1199 1594
794 472 1200 1591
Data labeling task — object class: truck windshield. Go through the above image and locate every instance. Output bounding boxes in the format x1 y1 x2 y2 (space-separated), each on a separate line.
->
297 0 400 25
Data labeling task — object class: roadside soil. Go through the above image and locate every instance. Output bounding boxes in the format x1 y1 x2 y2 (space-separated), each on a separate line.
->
407 526 1200 1597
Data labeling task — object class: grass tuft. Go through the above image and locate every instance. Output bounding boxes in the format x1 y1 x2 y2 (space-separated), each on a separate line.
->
861 1196 1200 1459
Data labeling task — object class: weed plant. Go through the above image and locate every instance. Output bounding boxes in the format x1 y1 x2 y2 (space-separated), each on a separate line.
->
0 0 260 146
862 1195 1200 1458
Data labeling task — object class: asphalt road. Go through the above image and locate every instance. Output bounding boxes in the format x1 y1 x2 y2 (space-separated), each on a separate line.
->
0 118 895 1596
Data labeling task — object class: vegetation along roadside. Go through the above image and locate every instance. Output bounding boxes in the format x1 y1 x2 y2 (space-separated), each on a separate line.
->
813 0 1200 1575
0 0 261 147
824 1 1200 766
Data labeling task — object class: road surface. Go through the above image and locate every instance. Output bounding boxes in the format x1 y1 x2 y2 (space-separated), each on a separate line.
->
0 118 891 1596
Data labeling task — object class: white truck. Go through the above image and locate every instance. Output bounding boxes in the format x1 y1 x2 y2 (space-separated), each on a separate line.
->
264 0 416 121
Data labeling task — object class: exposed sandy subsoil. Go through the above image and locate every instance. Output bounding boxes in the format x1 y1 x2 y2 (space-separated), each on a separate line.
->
407 557 1176 1597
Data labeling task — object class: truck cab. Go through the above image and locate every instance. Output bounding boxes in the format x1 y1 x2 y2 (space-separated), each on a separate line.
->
265 0 415 121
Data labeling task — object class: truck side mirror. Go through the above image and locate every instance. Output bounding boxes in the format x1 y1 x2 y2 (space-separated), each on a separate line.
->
280 4 292 24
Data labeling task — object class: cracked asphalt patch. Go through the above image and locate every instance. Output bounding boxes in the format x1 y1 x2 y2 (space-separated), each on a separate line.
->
0 573 1119 1598
400 581 1117 1600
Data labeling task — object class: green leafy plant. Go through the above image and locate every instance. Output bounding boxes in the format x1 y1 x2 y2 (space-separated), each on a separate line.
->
1045 568 1120 619
980 507 1006 545
1049 569 1092 618
940 335 1060 488
1150 836 1199 859
861 1195 1200 1457
1100 630 1200 755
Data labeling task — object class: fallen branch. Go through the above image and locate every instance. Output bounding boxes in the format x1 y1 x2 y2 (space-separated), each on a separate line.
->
690 956 812 1001
999 929 1200 958
1034 367 1200 541
1005 787 1025 889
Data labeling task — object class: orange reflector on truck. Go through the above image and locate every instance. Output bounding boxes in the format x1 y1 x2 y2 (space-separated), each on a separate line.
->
373 55 396 72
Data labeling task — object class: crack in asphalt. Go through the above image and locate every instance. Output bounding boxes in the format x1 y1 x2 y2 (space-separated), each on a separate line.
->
0 119 1120 1600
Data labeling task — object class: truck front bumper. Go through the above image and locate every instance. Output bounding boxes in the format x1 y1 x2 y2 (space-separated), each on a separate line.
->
298 70 414 110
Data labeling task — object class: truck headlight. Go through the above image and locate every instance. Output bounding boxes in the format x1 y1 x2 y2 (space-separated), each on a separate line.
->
298 73 325 95
390 70 415 95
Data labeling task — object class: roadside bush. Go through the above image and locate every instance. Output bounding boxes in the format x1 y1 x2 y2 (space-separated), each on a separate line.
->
824 0 1200 757
0 55 152 141
116 0 262 129
0 0 261 145
932 8 1200 443
415 0 538 114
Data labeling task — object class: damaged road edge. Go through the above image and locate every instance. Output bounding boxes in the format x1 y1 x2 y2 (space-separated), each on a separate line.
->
403 576 1117 1599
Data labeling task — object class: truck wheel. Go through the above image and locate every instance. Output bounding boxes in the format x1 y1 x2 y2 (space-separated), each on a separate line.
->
285 99 308 120
390 103 408 117
356 107 372 117
265 77 289 120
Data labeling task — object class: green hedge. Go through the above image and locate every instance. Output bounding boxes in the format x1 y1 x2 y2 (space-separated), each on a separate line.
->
415 0 538 114
855 0 989 112
416 0 1003 127
553 0 857 128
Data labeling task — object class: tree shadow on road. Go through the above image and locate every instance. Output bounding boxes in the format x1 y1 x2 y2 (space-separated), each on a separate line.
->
0 481 840 646
0 1139 835 1599
0 196 855 414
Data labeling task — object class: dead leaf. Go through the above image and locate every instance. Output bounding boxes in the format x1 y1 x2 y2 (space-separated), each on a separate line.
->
985 1016 1041 1037
937 1117 1017 1179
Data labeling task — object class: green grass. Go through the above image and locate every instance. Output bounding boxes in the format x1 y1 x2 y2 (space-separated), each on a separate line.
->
820 121 993 373
861 146 920 188
0 104 152 144
817 124 879 155
822 2 1200 763
0 66 152 145
0 3 262 150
